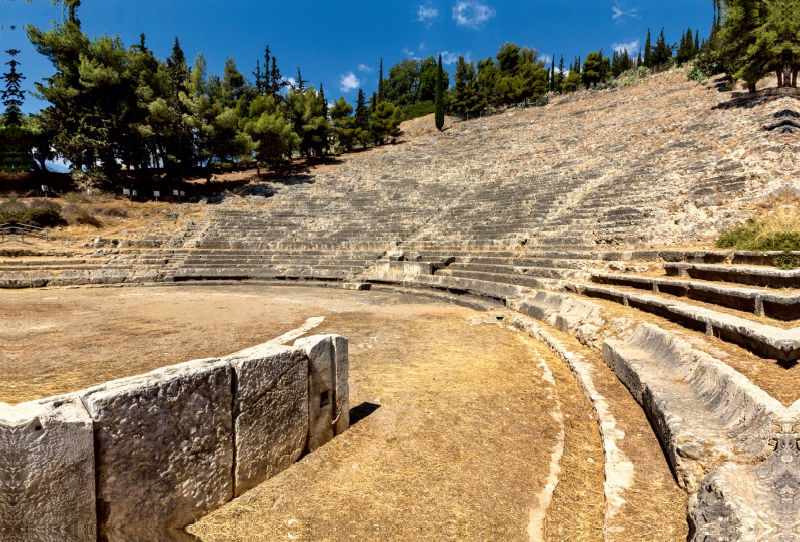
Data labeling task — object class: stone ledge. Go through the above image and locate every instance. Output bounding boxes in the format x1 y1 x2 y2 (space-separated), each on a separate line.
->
579 284 800 362
594 272 800 321
665 262 800 288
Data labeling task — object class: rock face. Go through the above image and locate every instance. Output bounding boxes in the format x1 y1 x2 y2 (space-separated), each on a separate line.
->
81 358 235 541
226 345 309 497
0 397 96 542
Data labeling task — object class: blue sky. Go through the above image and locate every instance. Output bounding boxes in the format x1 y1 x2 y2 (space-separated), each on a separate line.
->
1 0 713 113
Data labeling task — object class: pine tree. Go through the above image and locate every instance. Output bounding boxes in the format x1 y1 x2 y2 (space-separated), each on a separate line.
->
0 48 36 172
166 37 193 178
296 68 305 90
253 60 264 94
555 55 565 91
652 28 673 67
270 56 284 100
434 54 444 131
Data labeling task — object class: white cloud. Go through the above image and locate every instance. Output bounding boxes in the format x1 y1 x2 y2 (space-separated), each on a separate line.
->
419 41 427 51
358 63 372 73
403 48 421 59
283 76 296 87
339 72 361 92
439 51 460 64
417 3 439 22
452 1 495 29
612 39 640 53
612 2 640 24
538 53 552 65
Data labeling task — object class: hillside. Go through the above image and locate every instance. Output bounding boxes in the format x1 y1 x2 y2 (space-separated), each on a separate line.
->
192 68 794 253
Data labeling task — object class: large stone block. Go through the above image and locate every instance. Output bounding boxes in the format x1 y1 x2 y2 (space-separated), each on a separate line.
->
294 336 335 452
0 397 96 542
331 335 350 436
225 344 309 497
81 358 234 541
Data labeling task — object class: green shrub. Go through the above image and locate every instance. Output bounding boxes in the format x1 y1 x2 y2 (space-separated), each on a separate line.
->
716 219 800 252
400 101 436 122
774 251 800 270
688 65 708 83
22 207 67 228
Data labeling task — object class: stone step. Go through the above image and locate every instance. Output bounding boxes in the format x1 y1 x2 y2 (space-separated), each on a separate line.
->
665 263 800 289
593 272 800 321
578 284 800 362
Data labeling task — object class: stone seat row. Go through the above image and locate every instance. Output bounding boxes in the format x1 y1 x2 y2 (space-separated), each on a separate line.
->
593 272 800 321
666 262 800 288
575 283 800 362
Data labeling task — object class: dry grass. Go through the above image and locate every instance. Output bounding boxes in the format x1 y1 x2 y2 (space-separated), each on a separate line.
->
190 307 566 541
546 328 689 541
539 335 605 542
716 191 800 259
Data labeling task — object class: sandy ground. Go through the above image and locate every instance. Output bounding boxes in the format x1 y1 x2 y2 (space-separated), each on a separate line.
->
0 284 690 540
189 298 601 542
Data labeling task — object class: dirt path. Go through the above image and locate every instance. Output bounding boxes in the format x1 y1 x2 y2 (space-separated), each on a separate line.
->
189 309 567 541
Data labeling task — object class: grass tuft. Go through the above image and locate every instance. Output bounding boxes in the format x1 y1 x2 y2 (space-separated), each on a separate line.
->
715 192 800 268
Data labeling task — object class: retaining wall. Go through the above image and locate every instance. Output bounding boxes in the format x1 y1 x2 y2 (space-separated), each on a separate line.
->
0 335 349 542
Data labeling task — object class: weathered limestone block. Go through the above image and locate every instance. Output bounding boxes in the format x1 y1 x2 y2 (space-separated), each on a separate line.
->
0 397 96 542
603 324 782 492
294 336 335 452
331 335 350 436
688 434 800 541
81 358 234 541
225 344 309 497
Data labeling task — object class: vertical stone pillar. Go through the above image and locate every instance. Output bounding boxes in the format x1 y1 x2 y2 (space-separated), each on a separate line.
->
294 336 335 452
331 336 350 436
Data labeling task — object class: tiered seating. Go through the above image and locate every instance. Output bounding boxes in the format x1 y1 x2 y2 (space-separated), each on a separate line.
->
573 254 800 362
0 250 190 287
169 249 382 282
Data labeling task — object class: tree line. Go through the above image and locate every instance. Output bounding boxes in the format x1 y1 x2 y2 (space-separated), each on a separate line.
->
0 6 404 184
701 0 800 92
0 3 710 182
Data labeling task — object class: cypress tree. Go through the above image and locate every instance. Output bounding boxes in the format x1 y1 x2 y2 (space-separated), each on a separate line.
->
695 30 700 55
355 88 369 130
643 29 652 67
378 59 384 103
550 55 555 92
319 82 328 118
296 68 305 90
435 53 444 131
270 57 284 101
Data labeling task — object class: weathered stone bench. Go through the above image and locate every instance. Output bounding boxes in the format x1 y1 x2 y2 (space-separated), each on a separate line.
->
593 272 800 321
579 284 800 362
665 262 800 289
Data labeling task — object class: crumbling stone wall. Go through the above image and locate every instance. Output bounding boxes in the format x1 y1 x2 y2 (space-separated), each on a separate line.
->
0 335 349 542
